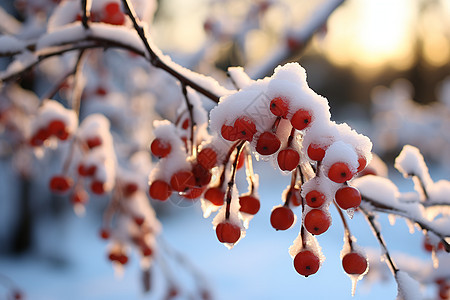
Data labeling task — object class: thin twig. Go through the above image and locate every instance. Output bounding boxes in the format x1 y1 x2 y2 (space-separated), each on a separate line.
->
333 201 354 251
81 0 90 29
180 83 196 156
225 141 245 219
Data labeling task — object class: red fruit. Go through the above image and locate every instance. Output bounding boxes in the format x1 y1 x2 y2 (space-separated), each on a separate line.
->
239 195 260 215
290 109 312 130
357 156 367 173
151 138 171 158
305 190 326 208
71 188 88 204
181 118 190 130
117 254 128 265
78 163 97 176
149 180 172 201
123 182 138 197
30 128 50 146
216 222 241 244
91 180 105 195
256 132 281 155
96 87 107 96
49 175 72 193
48 119 69 140
221 124 238 141
134 216 145 226
234 117 257 142
182 187 205 199
270 97 289 118
270 206 295 230
423 236 445 252
105 2 120 15
277 148 300 171
335 186 361 210
102 2 125 25
12 290 22 300
204 187 225 206
287 37 302 50
141 245 153 257
307 143 327 161
342 252 368 275
328 162 354 183
86 136 102 149
304 209 330 235
100 228 110 240
197 148 217 170
293 250 320 277
192 163 212 186
170 171 196 192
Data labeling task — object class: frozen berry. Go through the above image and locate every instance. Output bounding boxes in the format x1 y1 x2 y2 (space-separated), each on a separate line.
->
192 163 212 186
86 136 102 149
48 119 69 140
170 171 196 192
290 109 312 130
236 150 245 170
182 118 190 130
197 148 217 170
91 180 105 195
30 128 50 146
239 195 260 215
204 187 225 206
149 180 172 201
71 188 88 204
305 190 326 208
221 124 238 141
357 156 367 173
182 186 205 199
256 132 281 156
335 186 361 210
234 117 257 142
100 228 110 240
270 206 295 230
277 148 300 171
293 250 320 277
304 209 330 235
216 222 241 244
78 163 97 177
289 188 302 207
151 138 171 158
49 175 72 193
102 2 125 25
307 143 327 161
123 182 138 197
270 97 289 118
342 252 367 275
328 162 354 183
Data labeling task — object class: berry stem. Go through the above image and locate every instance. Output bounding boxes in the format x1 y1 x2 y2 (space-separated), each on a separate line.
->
71 50 87 118
284 170 298 207
218 141 242 188
225 141 245 219
286 127 296 147
359 206 398 275
80 0 91 29
243 146 256 194
181 83 196 156
271 116 281 133
408 172 430 202
333 201 354 251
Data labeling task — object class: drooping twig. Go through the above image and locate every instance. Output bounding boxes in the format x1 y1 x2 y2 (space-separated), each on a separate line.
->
225 141 245 219
333 201 354 251
81 0 91 29
359 206 399 276
180 83 196 156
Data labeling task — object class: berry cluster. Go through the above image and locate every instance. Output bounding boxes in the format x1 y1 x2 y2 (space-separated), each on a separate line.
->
75 1 126 25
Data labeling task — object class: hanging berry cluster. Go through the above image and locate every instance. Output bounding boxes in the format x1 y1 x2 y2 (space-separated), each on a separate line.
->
148 63 373 286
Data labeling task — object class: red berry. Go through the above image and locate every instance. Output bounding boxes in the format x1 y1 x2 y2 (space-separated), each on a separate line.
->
423 236 445 252
182 186 205 199
170 171 196 192
71 188 88 204
234 117 257 142
304 209 330 235
277 148 300 171
102 2 125 25
151 138 172 158
305 190 326 208
290 109 312 130
293 250 320 277
239 195 260 215
91 180 105 195
134 216 145 226
49 175 72 193
100 228 110 239
123 182 138 197
141 245 153 257
30 128 50 146
216 222 241 244
117 253 128 265
335 186 361 210
149 180 172 201
105 2 120 15
256 132 281 155
342 252 368 275
86 136 102 149
204 187 225 206
96 87 107 96
307 143 327 161
357 156 367 173
270 97 289 118
328 162 354 183
287 37 302 51
270 206 295 230
197 148 217 170
78 163 97 176
48 119 69 140
221 124 238 141
12 290 23 300
181 118 190 130
192 163 212 186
